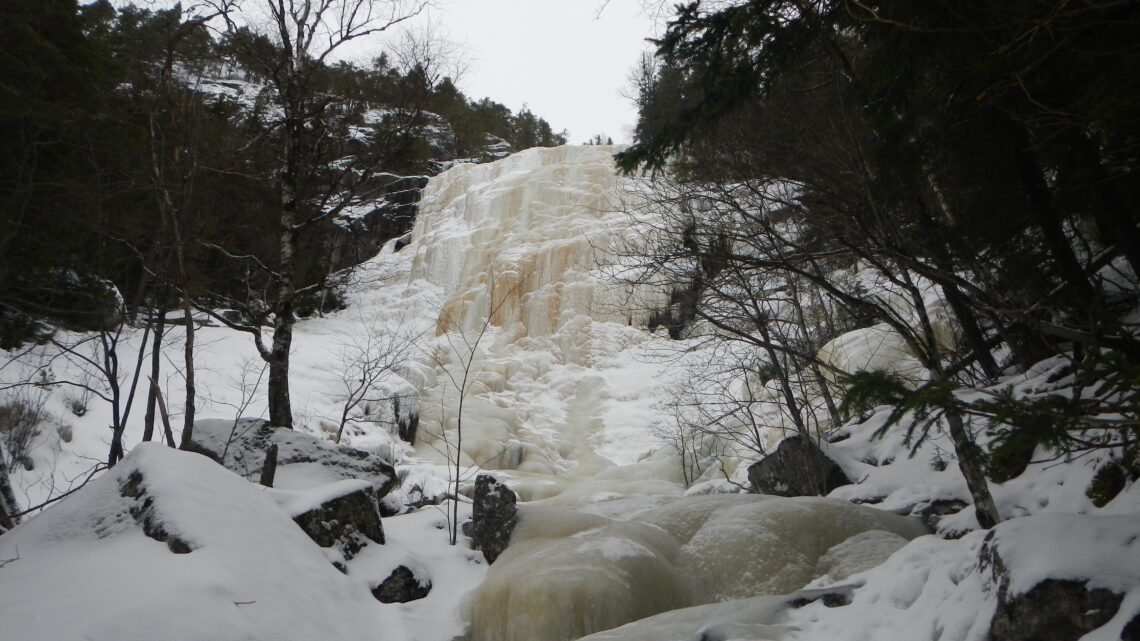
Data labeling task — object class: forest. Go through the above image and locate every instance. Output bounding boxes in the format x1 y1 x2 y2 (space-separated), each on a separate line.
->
1 0 564 349
612 0 1140 529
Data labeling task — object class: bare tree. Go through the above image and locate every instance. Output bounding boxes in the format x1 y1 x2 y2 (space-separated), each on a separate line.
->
417 269 519 545
203 0 429 427
328 316 414 444
611 168 1004 526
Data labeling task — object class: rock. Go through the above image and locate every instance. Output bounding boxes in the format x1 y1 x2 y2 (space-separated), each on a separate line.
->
788 585 856 608
987 437 1036 483
321 174 428 273
1086 461 1129 508
0 454 20 532
1 271 123 338
1124 613 1140 640
186 418 397 497
371 565 432 603
471 474 518 564
289 481 385 561
747 435 851 497
981 530 1124 641
912 498 968 532
990 579 1122 641
119 470 194 554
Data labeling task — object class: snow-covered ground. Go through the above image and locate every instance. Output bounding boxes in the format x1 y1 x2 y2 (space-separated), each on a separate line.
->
2 145 1138 641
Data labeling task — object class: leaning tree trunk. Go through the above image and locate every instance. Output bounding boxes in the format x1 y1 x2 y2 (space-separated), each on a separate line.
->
944 404 1001 528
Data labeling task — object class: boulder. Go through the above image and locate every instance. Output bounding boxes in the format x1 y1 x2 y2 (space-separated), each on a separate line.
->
747 435 851 497
371 565 432 603
1086 461 1130 508
471 474 518 564
0 444 392 641
288 480 385 561
990 578 1122 641
186 418 397 497
981 529 1125 641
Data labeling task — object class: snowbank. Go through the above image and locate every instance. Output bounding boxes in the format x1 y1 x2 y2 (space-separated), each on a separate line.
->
0 444 395 641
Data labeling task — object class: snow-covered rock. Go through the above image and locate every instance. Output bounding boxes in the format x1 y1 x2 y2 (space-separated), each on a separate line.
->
0 444 395 641
186 417 397 495
747 435 852 497
371 564 432 603
281 479 386 562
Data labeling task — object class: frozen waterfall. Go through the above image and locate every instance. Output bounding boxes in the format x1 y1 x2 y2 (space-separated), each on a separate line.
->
402 145 678 484
372 145 931 641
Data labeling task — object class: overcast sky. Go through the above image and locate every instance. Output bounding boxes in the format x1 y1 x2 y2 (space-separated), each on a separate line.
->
409 0 662 144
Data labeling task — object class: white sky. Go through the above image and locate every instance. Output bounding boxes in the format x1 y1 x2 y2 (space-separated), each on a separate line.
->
410 0 662 144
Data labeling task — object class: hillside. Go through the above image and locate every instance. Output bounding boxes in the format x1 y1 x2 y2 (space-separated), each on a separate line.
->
3 145 1139 641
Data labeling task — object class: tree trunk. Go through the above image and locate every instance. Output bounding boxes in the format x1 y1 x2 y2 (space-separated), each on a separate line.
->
149 377 176 448
1067 132 1140 278
177 271 195 447
143 307 165 442
1011 127 1097 311
105 330 126 467
267 228 296 427
172 185 196 448
0 443 19 532
945 405 1001 528
259 443 279 487
941 283 1000 379
266 96 302 429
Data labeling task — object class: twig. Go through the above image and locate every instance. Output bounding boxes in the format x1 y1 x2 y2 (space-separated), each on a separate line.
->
10 464 107 519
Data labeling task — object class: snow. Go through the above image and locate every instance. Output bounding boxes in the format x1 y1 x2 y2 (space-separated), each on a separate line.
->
986 513 1140 596
3 144 1139 641
0 444 396 641
349 505 489 641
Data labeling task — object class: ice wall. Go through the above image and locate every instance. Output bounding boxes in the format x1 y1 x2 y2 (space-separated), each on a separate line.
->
410 144 660 342
405 146 675 477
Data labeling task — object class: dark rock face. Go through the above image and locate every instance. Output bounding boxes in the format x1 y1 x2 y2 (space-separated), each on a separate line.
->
186 418 397 498
990 579 1122 641
982 531 1124 641
372 565 432 603
471 474 518 564
747 435 851 497
1123 613 1140 640
292 484 385 560
119 470 194 554
322 174 429 274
